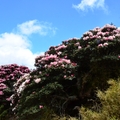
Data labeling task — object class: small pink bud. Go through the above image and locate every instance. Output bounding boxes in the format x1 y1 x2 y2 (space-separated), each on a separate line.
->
39 105 43 109
64 75 67 78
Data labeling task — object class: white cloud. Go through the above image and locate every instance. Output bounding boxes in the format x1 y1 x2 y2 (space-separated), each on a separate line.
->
0 20 56 69
17 20 57 36
0 33 39 69
73 0 106 11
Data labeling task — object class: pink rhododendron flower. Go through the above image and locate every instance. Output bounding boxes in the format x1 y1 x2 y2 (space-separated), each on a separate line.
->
39 71 42 74
72 63 77 66
6 97 11 101
39 105 43 109
32 91 36 94
98 44 103 48
0 83 7 89
115 34 120 37
34 78 41 83
0 91 4 95
103 37 108 41
44 64 48 68
103 42 108 46
93 27 101 31
25 79 30 84
75 42 80 46
64 75 67 78
97 36 101 39
55 44 67 51
57 51 62 55
64 56 67 58
78 46 82 49
71 74 74 77
108 36 115 40
61 64 65 68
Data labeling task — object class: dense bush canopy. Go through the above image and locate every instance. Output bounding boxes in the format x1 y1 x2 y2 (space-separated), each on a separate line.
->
80 79 120 120
1 24 120 120
9 24 120 120
0 64 30 119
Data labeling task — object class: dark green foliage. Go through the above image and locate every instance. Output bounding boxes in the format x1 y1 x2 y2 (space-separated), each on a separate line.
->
80 79 120 120
4 24 120 119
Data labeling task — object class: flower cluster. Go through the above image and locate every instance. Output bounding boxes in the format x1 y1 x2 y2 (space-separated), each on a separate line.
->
11 36 79 118
0 64 30 103
76 24 120 62
82 24 120 43
14 73 31 96
55 44 67 51
35 54 57 67
8 24 120 119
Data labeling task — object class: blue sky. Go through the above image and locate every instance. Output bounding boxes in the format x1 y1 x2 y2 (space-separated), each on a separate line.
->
0 0 120 68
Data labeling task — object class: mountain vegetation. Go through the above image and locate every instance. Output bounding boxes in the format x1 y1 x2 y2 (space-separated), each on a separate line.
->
0 24 120 120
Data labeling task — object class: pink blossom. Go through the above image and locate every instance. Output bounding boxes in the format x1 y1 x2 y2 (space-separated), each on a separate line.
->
61 64 65 68
97 36 101 39
6 97 11 101
39 105 43 109
0 83 7 89
0 91 4 95
93 27 101 31
64 56 67 58
108 36 114 40
39 71 42 74
83 36 89 40
92 35 97 39
34 78 41 83
50 62 58 66
103 42 108 46
57 51 62 55
71 74 74 77
103 43 108 46
55 44 67 51
64 75 67 78
78 46 82 50
25 79 30 84
101 32 105 36
113 30 118 34
58 60 63 64
97 31 102 35
103 37 108 41
115 34 120 37
72 63 77 66
44 64 48 68
75 42 80 46
98 44 103 48
83 37 86 40
62 59 71 64
32 91 36 94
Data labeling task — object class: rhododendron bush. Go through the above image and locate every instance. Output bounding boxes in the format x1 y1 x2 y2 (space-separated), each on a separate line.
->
0 64 30 119
1 24 120 120
11 55 78 119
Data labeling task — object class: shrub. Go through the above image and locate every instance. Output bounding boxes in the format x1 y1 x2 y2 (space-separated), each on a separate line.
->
80 79 120 120
12 24 120 119
0 64 30 119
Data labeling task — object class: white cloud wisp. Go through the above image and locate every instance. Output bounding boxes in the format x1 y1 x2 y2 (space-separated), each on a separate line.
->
17 20 57 36
0 33 38 69
0 20 56 69
73 0 106 12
